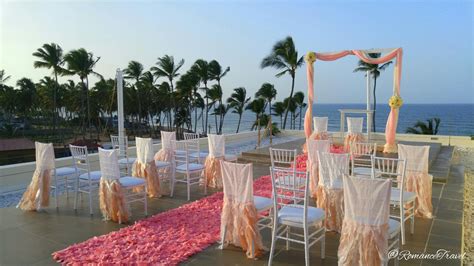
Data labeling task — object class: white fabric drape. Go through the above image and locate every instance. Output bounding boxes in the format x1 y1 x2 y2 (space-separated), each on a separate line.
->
398 144 433 218
204 134 226 188
313 117 328 133
306 139 330 200
133 137 161 198
338 176 391 266
220 161 264 258
17 142 55 211
347 117 363 133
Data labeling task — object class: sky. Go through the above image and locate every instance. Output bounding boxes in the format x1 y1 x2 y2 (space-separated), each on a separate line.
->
0 0 473 104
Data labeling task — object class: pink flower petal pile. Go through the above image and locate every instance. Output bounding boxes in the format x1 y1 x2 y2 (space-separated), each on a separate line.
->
52 175 274 265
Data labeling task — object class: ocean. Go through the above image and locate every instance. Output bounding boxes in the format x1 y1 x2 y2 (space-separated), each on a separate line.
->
198 104 474 136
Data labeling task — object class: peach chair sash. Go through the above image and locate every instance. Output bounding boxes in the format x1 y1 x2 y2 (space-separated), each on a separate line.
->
338 176 391 266
98 148 130 223
154 131 176 162
306 139 330 199
220 161 264 258
17 142 55 211
317 151 349 232
398 144 433 218
133 137 161 198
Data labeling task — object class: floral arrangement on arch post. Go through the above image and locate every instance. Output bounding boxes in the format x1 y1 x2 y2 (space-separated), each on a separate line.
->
388 95 403 109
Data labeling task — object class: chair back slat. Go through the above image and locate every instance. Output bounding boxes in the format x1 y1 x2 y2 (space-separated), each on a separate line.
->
184 132 200 140
270 167 308 207
173 140 189 170
350 142 377 170
269 148 297 170
110 135 128 158
69 144 90 173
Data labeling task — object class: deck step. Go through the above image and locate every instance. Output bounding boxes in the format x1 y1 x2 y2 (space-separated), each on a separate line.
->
430 145 455 183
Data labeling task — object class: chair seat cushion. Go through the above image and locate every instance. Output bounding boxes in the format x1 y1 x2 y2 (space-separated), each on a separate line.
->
190 151 209 159
278 204 325 227
353 167 381 177
254 196 273 212
155 160 171 168
389 218 400 238
54 167 76 176
119 176 146 187
118 157 136 164
176 163 204 172
391 188 416 203
224 154 238 162
79 171 101 181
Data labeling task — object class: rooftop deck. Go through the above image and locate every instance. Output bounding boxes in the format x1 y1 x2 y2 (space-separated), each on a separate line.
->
0 132 471 265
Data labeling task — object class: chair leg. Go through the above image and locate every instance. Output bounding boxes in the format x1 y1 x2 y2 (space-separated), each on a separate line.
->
54 174 59 209
286 226 290 250
144 185 148 216
220 225 227 249
74 177 79 211
400 206 406 245
88 182 93 215
65 177 69 198
268 221 278 266
411 201 415 235
321 230 326 259
304 225 309 266
187 174 191 201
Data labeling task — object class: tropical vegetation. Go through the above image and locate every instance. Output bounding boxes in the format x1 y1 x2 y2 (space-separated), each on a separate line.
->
406 118 441 135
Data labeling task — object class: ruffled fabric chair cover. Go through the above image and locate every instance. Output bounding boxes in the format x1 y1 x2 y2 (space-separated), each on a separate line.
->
132 137 161 198
154 131 176 162
306 139 330 201
398 144 433 218
98 148 130 224
310 117 329 140
318 152 349 232
204 134 226 188
338 176 391 266
17 142 55 211
344 117 365 151
220 161 264 258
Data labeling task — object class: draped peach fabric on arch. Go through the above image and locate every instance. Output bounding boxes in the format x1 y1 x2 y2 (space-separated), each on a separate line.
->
304 48 403 153
17 142 55 211
132 137 161 198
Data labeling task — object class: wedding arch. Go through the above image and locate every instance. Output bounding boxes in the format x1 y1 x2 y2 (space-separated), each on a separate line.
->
303 48 403 153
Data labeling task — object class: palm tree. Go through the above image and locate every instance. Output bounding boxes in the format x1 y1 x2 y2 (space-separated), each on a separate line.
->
191 59 211 134
227 87 250 133
406 118 441 135
208 84 223 134
0 70 11 85
272 101 285 127
16 78 37 122
124 61 144 128
256 83 277 143
261 36 304 129
283 97 298 129
353 53 393 132
32 43 65 134
152 55 185 131
292 91 305 130
246 98 265 147
63 48 101 139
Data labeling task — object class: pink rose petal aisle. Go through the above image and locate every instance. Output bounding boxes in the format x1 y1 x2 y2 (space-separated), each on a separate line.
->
52 175 274 265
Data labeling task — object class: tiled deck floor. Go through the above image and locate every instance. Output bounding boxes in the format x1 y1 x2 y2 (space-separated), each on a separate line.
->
0 162 465 265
